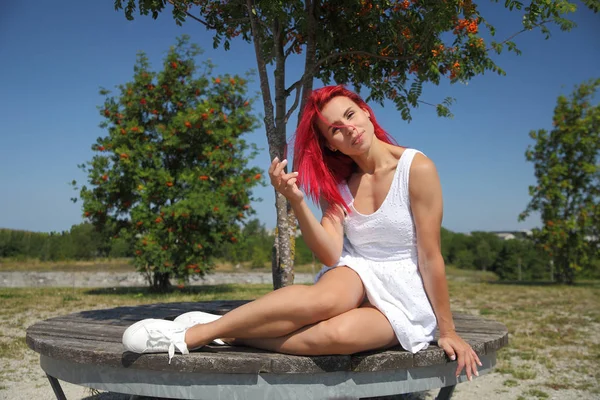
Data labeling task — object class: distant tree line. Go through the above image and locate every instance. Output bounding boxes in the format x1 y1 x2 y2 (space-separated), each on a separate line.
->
440 228 599 281
1 223 597 281
441 229 547 281
0 224 129 261
0 220 314 267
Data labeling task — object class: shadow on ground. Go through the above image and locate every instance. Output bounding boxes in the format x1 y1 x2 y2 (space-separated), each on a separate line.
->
83 392 430 400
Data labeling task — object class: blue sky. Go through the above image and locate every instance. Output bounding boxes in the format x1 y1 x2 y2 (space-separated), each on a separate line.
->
1 1 598 234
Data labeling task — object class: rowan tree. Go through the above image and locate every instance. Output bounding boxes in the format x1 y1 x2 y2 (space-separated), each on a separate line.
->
520 79 600 284
72 36 262 291
114 0 599 288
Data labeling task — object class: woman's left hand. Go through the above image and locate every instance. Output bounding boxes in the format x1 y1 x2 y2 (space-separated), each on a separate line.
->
438 331 482 381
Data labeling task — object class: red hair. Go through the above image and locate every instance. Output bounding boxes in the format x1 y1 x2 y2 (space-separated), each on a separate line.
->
293 85 397 214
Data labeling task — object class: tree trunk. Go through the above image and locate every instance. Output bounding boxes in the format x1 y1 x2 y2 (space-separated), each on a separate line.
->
555 255 575 285
272 17 295 289
245 1 321 289
151 272 171 292
298 0 318 119
272 0 320 289
246 1 294 289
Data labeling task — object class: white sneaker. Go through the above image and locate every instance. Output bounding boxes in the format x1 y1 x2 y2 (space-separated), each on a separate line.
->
122 319 190 364
174 311 226 345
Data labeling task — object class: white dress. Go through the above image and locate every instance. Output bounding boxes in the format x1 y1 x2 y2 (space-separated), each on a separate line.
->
314 148 437 353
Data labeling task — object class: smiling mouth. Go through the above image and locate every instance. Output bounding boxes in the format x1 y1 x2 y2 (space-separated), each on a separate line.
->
352 133 363 145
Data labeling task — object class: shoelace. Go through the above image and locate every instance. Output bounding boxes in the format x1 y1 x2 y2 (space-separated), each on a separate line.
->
147 326 189 364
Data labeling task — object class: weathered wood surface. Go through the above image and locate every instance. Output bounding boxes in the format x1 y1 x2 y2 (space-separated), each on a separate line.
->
26 301 508 374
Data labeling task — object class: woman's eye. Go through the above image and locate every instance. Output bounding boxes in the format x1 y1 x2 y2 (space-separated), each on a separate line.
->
347 112 354 118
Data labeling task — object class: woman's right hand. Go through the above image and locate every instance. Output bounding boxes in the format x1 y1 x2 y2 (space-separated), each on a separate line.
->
268 158 304 204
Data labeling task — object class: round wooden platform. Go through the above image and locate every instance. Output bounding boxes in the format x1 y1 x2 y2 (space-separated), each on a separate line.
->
26 301 508 399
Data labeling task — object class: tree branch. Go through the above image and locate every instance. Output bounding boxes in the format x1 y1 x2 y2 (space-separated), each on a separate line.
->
285 76 307 98
167 0 270 30
487 19 553 52
284 39 300 59
284 84 302 123
417 99 437 107
167 0 213 27
315 50 415 71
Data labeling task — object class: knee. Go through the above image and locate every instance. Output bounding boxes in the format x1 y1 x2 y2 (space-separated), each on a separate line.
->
319 320 355 354
304 289 348 322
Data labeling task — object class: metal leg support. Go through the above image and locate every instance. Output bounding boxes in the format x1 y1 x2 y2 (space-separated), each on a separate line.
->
46 374 67 400
435 385 455 400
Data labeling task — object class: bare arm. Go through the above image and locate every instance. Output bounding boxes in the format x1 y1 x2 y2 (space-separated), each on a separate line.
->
290 197 344 267
409 153 481 380
268 158 343 266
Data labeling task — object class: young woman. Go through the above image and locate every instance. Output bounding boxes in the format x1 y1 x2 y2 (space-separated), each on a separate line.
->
122 85 481 381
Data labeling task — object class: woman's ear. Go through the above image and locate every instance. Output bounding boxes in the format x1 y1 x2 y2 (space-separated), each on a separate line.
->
362 108 371 119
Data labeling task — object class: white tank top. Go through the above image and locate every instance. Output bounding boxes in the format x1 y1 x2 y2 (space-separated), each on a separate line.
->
339 148 419 264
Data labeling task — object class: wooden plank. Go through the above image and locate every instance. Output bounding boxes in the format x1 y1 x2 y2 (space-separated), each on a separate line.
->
351 348 415 371
414 347 448 367
27 322 124 343
27 333 274 373
27 332 416 374
43 301 249 326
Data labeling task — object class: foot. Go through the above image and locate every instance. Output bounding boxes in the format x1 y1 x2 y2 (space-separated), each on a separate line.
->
122 319 191 364
174 311 227 345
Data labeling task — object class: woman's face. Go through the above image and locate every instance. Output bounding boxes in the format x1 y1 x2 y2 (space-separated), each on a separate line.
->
315 96 373 156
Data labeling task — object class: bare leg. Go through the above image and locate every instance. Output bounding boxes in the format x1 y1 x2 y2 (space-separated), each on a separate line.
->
232 302 399 355
185 267 365 349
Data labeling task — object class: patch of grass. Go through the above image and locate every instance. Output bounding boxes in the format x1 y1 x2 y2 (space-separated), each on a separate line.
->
518 351 538 361
0 337 28 359
7 316 26 329
495 361 514 376
0 257 134 272
574 364 591 375
445 265 499 282
495 360 538 381
526 388 549 399
0 292 22 299
0 366 18 385
62 294 81 302
503 379 518 387
511 365 537 380
537 355 555 370
497 348 513 361
544 380 572 390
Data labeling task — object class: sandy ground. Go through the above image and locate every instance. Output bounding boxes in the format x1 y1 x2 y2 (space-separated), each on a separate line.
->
1 271 597 400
